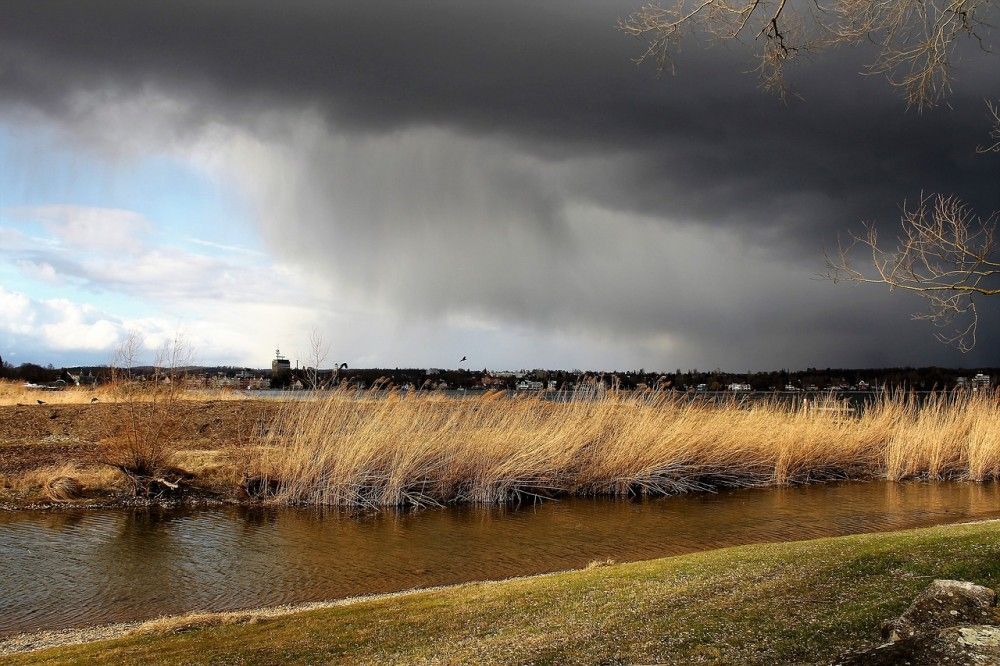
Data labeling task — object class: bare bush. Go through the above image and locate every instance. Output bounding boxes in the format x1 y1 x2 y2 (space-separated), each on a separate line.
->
826 194 1000 351
621 0 994 107
102 332 193 497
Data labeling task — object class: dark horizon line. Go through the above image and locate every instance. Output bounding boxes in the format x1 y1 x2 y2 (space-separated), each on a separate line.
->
6 362 1000 376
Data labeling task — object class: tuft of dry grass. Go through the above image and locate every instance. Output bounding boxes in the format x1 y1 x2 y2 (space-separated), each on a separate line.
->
43 475 84 502
1 463 122 502
245 388 1000 508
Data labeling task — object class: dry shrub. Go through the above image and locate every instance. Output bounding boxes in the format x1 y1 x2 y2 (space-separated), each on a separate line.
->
100 333 191 497
248 387 1000 508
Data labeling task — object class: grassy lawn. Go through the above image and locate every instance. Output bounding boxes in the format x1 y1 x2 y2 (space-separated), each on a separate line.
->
12 519 1000 665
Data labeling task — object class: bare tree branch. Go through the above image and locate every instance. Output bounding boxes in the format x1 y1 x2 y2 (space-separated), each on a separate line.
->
621 0 994 108
978 99 1000 152
824 194 1000 351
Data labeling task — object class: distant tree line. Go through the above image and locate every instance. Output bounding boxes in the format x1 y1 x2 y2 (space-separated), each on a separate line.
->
1 354 995 391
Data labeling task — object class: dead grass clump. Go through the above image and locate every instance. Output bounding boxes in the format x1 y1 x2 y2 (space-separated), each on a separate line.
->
2 463 121 502
44 475 84 502
247 388 1000 508
586 559 617 569
137 611 265 638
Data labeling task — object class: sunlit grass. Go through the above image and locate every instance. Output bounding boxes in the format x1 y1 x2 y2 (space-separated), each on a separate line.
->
248 388 1000 507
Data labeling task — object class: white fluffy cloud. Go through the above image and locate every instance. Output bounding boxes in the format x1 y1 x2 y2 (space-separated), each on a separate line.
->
0 282 335 365
0 285 125 353
0 201 337 365
36 299 121 350
0 286 35 335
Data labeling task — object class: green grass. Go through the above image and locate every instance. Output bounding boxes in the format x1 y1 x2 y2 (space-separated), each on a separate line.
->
12 520 1000 665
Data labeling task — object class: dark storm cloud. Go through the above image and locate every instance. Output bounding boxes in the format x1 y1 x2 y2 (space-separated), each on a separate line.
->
4 1 997 238
3 0 999 367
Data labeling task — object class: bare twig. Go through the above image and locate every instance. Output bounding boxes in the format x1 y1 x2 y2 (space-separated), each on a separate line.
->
621 0 994 108
824 194 999 351
977 99 1000 153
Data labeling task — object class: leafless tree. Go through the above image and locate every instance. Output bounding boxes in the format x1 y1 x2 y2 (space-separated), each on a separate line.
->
825 194 1000 352
621 0 994 107
305 328 331 390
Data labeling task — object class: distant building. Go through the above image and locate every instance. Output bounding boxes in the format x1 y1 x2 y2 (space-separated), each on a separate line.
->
271 348 291 388
973 373 991 389
516 379 544 391
728 383 751 392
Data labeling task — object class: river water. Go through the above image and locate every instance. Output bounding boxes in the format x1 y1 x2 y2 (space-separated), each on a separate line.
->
2 481 999 637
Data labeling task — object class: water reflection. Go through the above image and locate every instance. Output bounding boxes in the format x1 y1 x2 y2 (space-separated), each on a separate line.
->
2 481 999 636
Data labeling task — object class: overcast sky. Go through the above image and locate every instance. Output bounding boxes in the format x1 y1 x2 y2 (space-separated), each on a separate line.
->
1 1 999 370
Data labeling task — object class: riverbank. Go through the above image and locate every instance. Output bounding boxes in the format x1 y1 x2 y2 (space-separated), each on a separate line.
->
5 519 1000 664
2 389 1000 509
0 400 279 507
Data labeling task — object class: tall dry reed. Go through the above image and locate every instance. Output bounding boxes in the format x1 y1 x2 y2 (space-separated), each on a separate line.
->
246 388 1000 508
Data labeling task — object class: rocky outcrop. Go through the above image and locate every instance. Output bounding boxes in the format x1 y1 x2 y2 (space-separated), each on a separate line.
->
883 579 997 641
836 579 1000 665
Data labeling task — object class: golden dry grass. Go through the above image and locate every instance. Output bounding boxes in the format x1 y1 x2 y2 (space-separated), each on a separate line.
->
0 380 248 407
248 389 1000 508
1 463 122 499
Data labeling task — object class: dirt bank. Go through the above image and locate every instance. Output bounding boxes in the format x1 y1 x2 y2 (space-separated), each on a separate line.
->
0 401 281 506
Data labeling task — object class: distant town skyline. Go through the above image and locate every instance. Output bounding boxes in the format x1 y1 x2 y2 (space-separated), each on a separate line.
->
2 2 1000 370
